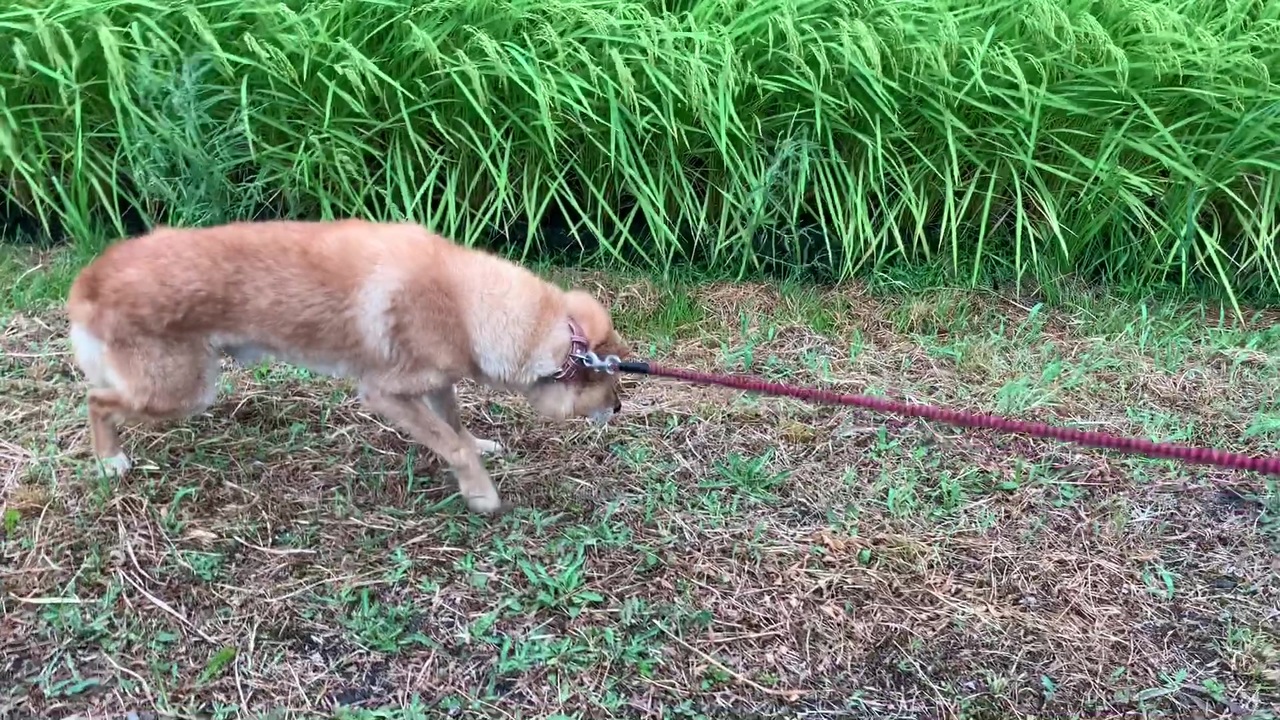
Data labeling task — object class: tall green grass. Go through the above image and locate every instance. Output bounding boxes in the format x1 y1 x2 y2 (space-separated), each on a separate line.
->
1 0 1278 305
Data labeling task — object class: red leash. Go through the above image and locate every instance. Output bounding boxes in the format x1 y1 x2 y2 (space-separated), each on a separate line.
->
613 360 1280 476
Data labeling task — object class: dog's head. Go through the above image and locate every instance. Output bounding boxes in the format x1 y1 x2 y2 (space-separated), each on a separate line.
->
524 290 630 425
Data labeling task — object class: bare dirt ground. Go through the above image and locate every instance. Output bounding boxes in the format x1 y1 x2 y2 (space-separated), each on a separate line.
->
2 273 1279 719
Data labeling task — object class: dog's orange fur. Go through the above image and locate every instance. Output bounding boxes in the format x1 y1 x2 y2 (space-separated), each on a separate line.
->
66 219 630 513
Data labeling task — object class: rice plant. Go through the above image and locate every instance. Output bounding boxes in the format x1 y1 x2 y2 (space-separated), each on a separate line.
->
1 0 1278 305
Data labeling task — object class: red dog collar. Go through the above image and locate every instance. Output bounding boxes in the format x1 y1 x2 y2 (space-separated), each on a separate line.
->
553 318 591 382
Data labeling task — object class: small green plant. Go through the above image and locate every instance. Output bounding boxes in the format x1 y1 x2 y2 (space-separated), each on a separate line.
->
517 546 606 618
1201 677 1226 703
181 551 224 583
2 507 19 536
337 588 434 654
161 486 200 535
197 646 237 685
705 450 790 501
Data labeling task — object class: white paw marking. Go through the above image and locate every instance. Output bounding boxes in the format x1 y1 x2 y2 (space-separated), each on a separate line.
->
97 452 132 478
465 491 503 515
473 438 504 455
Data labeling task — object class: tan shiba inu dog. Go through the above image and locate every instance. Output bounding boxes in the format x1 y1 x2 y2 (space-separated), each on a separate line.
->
65 219 630 513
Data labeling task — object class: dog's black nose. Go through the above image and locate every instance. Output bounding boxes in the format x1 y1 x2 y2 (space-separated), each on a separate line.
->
613 398 623 413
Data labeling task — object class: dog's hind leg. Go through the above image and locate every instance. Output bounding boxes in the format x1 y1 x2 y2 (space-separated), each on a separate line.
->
70 324 131 475
71 330 220 478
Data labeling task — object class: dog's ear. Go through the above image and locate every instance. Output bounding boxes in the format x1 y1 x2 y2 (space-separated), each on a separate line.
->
599 329 632 359
564 289 614 342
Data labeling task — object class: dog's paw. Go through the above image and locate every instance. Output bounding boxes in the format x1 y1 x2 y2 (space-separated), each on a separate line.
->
96 452 132 478
473 438 504 456
464 491 504 515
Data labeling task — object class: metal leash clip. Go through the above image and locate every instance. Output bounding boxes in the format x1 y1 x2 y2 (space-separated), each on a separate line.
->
574 350 622 374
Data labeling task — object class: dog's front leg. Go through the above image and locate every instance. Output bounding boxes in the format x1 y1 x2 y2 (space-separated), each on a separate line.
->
424 386 504 456
360 387 502 514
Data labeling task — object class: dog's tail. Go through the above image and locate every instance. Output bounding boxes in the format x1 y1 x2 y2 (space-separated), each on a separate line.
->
66 246 108 322
66 257 117 388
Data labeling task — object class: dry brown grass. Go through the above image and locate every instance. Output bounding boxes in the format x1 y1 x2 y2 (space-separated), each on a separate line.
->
2 273 1279 719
